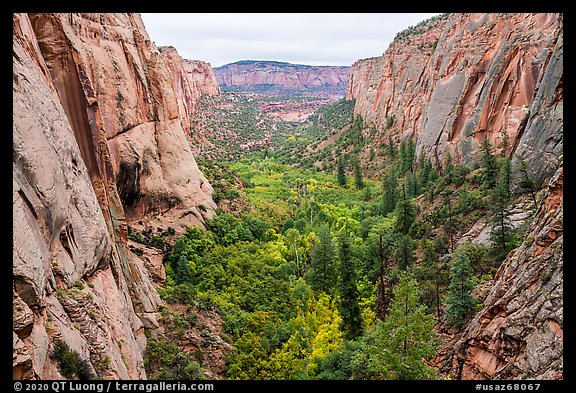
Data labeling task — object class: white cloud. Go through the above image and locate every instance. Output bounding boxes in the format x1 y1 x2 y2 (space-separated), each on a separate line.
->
141 13 440 67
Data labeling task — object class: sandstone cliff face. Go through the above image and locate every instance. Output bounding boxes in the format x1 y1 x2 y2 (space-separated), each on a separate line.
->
347 13 562 189
26 13 218 226
444 166 563 380
13 13 218 379
214 60 350 96
157 47 221 127
182 58 222 101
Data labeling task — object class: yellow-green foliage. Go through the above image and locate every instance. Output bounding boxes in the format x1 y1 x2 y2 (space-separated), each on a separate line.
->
154 147 520 380
229 287 343 380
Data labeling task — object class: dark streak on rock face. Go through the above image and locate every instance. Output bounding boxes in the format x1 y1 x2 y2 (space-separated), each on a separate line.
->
347 13 562 186
116 160 142 211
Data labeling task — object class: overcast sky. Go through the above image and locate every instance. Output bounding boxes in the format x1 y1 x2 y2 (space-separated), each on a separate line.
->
140 13 440 68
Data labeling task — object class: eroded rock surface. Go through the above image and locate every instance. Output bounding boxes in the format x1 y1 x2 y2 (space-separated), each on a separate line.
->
347 13 563 380
13 12 219 379
436 166 563 379
347 13 562 188
214 60 350 97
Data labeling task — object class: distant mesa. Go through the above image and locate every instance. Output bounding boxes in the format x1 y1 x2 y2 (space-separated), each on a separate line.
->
213 60 350 97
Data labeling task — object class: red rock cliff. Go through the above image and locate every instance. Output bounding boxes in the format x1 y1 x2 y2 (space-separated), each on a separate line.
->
347 13 562 188
13 12 219 379
157 46 221 126
447 166 563 380
347 12 563 381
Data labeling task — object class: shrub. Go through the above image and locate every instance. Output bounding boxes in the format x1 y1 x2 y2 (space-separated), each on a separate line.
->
146 338 205 380
53 340 93 380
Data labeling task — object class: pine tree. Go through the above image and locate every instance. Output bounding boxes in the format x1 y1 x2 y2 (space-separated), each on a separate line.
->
516 155 538 209
498 130 510 158
417 154 428 183
387 135 397 158
382 164 398 215
395 234 415 271
398 137 417 175
361 184 372 202
337 157 347 187
405 137 416 174
353 158 365 189
375 234 393 321
306 225 336 294
480 139 499 190
393 198 416 235
386 114 395 130
417 239 449 319
351 271 437 380
429 161 440 183
489 167 517 263
445 251 477 328
406 171 419 198
443 152 455 182
499 157 512 201
443 192 456 253
173 255 191 285
399 139 407 174
337 234 363 340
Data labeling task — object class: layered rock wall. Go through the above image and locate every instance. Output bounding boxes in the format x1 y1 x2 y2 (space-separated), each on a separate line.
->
453 166 563 379
13 12 219 379
347 13 562 189
214 60 349 93
26 13 218 225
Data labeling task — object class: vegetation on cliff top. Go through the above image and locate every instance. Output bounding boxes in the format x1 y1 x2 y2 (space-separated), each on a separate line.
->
393 13 450 43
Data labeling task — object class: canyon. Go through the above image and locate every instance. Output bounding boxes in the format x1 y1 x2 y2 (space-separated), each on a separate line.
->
13 12 562 381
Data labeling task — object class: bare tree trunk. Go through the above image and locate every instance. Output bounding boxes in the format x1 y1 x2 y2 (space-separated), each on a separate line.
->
436 282 441 319
447 196 454 253
293 240 300 278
